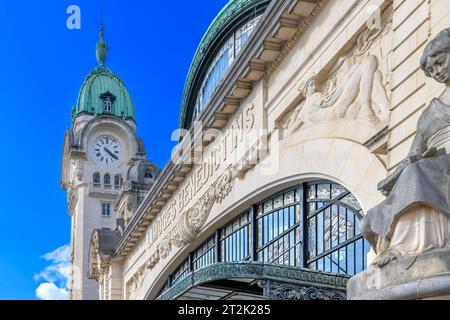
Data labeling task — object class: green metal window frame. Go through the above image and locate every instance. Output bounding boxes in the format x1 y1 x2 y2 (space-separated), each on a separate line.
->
159 180 368 297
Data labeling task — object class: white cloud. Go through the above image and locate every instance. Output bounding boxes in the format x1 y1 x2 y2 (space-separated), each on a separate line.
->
34 244 70 300
36 283 69 301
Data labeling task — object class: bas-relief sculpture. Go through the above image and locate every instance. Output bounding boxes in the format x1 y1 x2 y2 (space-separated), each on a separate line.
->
282 13 392 137
361 29 450 268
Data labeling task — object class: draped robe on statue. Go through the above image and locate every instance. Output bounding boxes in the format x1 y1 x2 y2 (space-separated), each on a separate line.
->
363 98 450 255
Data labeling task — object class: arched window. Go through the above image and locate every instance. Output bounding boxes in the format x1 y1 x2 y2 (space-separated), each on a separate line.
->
104 174 111 186
161 181 369 295
305 183 368 275
144 171 153 179
93 172 101 187
191 15 261 121
144 170 154 184
114 175 121 189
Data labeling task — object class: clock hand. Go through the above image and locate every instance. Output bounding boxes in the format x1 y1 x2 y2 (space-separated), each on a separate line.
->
104 147 119 160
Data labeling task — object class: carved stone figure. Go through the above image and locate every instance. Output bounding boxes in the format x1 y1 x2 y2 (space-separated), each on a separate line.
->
361 29 450 267
284 76 329 135
284 54 389 135
323 54 389 124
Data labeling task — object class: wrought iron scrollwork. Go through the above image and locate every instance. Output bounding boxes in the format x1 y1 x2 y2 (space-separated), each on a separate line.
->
259 280 346 300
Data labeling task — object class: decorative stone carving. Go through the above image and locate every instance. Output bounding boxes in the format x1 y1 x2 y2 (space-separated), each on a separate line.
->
361 29 450 268
283 5 392 137
127 167 238 296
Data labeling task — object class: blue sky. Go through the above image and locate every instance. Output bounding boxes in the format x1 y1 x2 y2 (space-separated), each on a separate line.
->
0 0 228 300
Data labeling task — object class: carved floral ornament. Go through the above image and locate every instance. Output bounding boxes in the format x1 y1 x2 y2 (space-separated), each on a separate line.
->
89 232 111 282
281 3 393 137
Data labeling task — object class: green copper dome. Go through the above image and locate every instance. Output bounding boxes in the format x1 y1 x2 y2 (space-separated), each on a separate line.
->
179 0 269 129
72 26 136 122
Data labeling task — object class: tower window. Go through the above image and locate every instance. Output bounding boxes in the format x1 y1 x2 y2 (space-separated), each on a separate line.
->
100 92 116 114
114 174 121 189
144 170 154 184
93 172 101 187
103 97 112 112
104 174 111 187
144 171 153 179
101 203 111 217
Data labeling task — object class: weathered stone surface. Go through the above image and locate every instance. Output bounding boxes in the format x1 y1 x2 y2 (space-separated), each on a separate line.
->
348 247 450 300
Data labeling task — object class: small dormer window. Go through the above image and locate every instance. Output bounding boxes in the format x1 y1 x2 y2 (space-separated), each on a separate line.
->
104 97 112 112
100 92 116 114
144 172 153 179
144 170 154 184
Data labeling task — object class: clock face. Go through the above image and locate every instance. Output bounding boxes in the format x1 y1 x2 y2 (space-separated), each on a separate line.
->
91 135 122 166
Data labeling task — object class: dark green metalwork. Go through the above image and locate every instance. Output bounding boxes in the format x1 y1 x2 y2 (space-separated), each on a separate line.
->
157 262 349 300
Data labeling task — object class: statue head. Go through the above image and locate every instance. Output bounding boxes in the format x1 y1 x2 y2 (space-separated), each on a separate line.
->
303 76 319 97
420 28 450 84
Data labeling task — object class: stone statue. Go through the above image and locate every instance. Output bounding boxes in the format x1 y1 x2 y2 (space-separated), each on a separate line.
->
284 76 330 135
284 54 389 136
323 54 389 124
361 29 450 267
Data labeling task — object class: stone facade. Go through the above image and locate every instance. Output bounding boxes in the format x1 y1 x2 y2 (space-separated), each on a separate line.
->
84 0 450 300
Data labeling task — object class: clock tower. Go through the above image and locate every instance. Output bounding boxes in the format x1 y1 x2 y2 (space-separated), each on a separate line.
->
61 25 159 300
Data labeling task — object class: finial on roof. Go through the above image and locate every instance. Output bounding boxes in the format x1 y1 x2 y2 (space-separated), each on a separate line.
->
96 23 108 66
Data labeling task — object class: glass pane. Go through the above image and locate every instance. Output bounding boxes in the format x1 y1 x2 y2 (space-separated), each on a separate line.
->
339 247 347 274
264 200 273 213
317 212 324 255
308 217 316 259
332 250 339 274
308 202 316 215
258 218 263 248
263 215 268 245
331 205 339 248
355 214 361 236
274 211 279 238
308 185 316 200
282 252 288 266
347 211 355 239
295 188 301 202
339 206 347 244
317 202 325 210
289 206 295 227
324 255 331 273
289 248 295 266
284 208 289 232
274 195 283 209
273 240 279 262
257 205 262 217
285 190 295 205
278 210 284 235
324 208 331 251
341 193 362 211
349 242 355 275
318 258 324 272
317 184 331 199
331 184 347 199
268 214 273 243
356 239 363 274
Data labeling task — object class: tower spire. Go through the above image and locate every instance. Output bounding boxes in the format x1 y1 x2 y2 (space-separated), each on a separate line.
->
95 1 108 66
